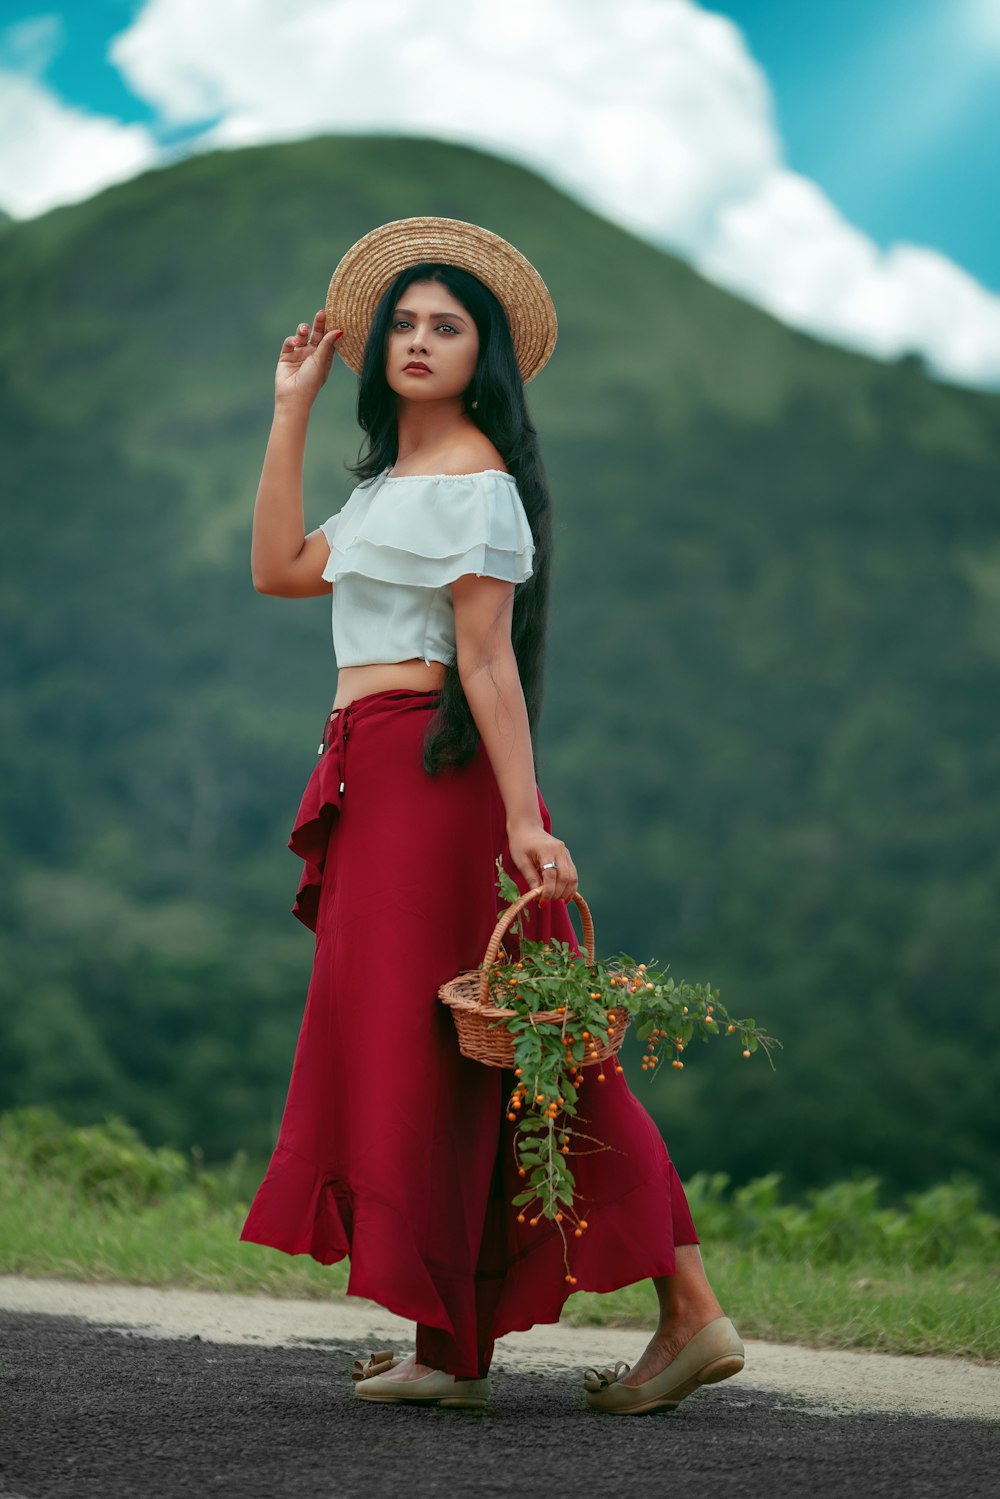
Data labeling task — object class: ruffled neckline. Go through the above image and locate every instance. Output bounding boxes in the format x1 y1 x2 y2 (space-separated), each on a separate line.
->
381 467 515 483
321 464 534 590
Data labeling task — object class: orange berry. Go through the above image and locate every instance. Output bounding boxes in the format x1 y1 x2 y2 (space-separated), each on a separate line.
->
556 1211 564 1222
530 1216 539 1226
517 1213 526 1223
515 1067 523 1076
518 1167 526 1177
574 1228 583 1237
560 1145 569 1154
598 1072 607 1083
580 1219 588 1229
743 1049 751 1058
507 1111 517 1120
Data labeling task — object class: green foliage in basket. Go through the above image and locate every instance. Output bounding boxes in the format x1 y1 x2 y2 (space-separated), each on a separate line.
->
489 859 780 1284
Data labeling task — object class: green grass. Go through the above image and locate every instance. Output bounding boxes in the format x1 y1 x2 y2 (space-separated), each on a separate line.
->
562 1254 999 1362
2 1164 996 1362
0 1171 337 1298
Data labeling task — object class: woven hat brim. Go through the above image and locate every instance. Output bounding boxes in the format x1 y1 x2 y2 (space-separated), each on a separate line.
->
326 217 557 384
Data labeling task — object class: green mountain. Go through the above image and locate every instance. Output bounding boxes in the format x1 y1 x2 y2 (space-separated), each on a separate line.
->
2 135 998 1202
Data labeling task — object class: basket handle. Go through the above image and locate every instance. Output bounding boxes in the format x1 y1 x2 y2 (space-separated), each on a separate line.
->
478 886 595 1005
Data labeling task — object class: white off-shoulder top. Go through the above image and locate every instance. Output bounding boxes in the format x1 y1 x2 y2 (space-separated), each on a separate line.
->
319 467 535 668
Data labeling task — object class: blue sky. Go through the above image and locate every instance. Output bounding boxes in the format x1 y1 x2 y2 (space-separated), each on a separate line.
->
1 0 998 387
716 0 999 294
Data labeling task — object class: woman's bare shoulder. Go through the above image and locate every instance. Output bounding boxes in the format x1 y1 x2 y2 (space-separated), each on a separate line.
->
429 433 508 477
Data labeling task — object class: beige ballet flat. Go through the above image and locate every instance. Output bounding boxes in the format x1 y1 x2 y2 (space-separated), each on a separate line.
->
583 1316 745 1415
354 1366 491 1409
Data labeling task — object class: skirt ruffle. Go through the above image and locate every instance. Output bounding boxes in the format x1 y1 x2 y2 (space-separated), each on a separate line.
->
286 705 347 931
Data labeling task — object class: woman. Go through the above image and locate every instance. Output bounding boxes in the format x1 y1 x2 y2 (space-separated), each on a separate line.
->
240 217 744 1414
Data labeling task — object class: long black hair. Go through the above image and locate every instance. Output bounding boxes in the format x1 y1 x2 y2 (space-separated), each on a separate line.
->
346 262 553 778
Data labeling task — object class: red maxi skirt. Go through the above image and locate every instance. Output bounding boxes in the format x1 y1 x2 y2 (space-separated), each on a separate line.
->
240 687 699 1379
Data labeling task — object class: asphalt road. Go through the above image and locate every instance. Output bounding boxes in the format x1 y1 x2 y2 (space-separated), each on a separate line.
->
1 1311 998 1499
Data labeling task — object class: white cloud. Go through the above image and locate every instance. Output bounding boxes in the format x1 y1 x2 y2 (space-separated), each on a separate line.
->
699 169 1000 383
108 0 780 253
0 0 997 388
0 67 159 219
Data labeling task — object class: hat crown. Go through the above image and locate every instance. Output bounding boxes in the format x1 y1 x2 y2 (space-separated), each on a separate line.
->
326 216 557 385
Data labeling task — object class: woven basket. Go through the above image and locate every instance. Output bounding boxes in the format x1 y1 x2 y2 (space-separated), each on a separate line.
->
438 886 631 1069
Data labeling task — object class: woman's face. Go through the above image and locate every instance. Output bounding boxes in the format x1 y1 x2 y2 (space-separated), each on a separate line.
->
385 279 479 404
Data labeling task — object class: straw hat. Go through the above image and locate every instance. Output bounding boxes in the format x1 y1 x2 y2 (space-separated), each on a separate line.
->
325 216 557 384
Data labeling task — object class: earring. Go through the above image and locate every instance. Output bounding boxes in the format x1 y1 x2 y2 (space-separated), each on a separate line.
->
471 399 479 410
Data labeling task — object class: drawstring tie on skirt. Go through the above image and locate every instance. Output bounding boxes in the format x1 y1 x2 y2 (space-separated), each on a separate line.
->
318 703 353 796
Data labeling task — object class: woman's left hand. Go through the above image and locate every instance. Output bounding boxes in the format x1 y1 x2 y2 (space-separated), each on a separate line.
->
507 819 579 905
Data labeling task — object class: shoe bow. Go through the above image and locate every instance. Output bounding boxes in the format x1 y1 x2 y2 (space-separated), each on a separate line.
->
583 1359 630 1392
351 1349 400 1381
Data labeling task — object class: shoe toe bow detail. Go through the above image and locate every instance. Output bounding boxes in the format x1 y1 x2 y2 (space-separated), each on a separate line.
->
351 1349 400 1382
583 1360 630 1392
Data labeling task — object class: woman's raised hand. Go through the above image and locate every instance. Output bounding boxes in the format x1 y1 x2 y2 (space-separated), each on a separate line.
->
275 308 344 407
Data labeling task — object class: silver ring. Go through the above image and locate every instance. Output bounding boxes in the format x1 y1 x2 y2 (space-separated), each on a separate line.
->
540 860 558 869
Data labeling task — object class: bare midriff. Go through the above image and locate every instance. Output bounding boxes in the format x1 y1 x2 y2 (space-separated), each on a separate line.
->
331 658 448 711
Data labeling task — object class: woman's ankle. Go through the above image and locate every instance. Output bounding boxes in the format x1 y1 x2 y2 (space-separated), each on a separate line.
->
653 1273 725 1332
656 1295 725 1332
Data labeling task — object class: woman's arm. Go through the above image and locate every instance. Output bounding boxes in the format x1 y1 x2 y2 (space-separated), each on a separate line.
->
251 402 331 597
453 574 577 905
251 309 343 598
